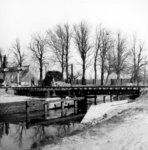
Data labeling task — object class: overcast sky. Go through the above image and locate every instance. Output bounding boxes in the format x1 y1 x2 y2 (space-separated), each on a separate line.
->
0 0 148 53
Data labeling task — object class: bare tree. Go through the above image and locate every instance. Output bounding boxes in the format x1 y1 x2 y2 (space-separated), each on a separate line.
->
94 25 113 85
47 29 64 77
104 51 114 85
47 24 72 80
11 38 26 67
113 32 129 83
129 35 147 85
93 25 113 85
64 24 72 82
29 33 47 82
93 26 102 85
73 21 92 85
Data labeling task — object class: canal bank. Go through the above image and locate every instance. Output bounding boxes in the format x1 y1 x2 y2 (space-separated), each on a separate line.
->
0 88 146 150
41 94 148 150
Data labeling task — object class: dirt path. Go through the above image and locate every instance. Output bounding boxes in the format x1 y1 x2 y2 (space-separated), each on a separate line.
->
42 100 148 150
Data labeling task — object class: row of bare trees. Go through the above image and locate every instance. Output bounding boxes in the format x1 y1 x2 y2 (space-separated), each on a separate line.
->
6 21 147 85
93 25 147 85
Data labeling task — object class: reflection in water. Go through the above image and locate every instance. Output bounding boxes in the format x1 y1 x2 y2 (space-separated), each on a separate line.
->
10 125 25 148
0 107 85 150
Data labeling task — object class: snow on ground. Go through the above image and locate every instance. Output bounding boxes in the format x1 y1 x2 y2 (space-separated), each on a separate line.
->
42 95 148 150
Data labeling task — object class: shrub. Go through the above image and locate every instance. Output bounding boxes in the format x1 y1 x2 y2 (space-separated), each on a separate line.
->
43 71 63 86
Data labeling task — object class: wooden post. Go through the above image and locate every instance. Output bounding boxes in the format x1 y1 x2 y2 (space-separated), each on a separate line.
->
81 96 87 113
61 101 64 110
110 95 113 102
117 95 119 101
2 55 7 81
44 103 47 114
103 96 106 103
5 123 9 135
74 96 78 114
61 100 65 117
44 102 49 119
74 99 77 108
26 101 30 123
94 95 97 105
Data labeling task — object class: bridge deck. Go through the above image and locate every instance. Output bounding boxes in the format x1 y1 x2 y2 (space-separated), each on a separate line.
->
6 85 142 97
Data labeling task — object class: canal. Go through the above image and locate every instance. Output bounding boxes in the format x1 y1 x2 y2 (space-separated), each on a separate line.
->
0 106 88 150
0 94 130 150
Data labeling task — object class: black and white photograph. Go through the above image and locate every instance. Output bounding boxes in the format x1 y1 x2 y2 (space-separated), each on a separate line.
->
0 0 148 150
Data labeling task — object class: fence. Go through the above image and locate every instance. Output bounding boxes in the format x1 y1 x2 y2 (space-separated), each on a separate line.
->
72 78 131 85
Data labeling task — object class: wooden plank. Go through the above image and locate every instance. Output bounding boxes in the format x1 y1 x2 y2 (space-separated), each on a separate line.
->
47 97 84 103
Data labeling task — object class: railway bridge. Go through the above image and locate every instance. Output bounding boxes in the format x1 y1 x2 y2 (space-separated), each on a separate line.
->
0 85 146 125
12 85 141 97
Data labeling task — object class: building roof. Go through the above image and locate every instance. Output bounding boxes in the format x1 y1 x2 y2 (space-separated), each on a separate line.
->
21 69 38 82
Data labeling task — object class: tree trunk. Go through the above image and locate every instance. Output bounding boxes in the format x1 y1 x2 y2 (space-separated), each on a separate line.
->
136 69 139 86
66 52 68 82
82 60 86 85
71 64 73 85
40 64 43 82
94 59 97 85
101 59 104 85
117 73 120 80
61 65 64 80
116 72 120 85
61 47 64 80
65 35 69 83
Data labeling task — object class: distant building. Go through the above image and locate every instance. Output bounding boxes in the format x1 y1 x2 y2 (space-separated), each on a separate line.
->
0 65 38 86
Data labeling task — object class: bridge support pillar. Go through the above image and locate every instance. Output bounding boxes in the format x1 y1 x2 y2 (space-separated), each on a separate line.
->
81 96 87 113
5 123 9 135
103 96 106 103
94 95 97 105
